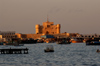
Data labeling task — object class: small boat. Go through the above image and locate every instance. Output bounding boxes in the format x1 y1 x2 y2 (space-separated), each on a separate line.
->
14 44 24 46
71 38 83 43
96 49 100 52
44 45 54 52
20 38 37 44
86 40 100 45
3 42 24 46
56 40 71 44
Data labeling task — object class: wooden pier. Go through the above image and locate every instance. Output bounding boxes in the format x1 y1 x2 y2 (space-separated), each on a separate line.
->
0 48 28 54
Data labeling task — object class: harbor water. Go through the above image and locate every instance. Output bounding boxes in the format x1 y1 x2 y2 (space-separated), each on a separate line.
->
0 43 100 66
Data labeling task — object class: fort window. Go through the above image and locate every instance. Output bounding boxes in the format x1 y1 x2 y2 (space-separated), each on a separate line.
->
40 32 42 33
52 32 54 34
46 31 49 34
47 25 50 27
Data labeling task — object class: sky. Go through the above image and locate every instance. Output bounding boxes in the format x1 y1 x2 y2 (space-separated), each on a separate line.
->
0 0 100 34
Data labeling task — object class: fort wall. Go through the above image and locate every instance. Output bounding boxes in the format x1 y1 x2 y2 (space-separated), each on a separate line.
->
35 21 61 34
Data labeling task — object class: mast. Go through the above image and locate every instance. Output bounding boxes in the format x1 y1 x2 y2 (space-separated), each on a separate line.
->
47 15 49 22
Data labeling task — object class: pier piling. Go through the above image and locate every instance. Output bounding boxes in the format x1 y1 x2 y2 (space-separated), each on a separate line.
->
0 48 29 54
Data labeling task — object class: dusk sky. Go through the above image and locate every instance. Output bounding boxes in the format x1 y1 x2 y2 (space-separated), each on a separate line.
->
0 0 100 34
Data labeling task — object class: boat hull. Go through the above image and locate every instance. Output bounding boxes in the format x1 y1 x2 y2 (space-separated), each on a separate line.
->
56 41 71 44
71 41 83 43
86 41 100 45
57 42 71 44
86 43 100 45
44 50 54 52
96 49 100 52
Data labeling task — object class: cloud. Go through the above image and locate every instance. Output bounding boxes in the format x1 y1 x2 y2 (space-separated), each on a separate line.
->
68 9 84 13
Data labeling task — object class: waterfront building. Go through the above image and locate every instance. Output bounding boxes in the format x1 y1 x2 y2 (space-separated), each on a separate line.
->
35 20 60 34
0 35 2 39
0 31 16 41
15 33 27 40
15 33 42 40
76 34 100 38
40 35 55 43
0 35 3 42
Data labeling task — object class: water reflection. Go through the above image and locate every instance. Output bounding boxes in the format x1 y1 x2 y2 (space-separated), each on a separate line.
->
0 43 100 66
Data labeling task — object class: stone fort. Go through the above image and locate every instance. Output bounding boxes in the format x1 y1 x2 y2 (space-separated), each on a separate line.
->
15 20 61 40
35 20 61 34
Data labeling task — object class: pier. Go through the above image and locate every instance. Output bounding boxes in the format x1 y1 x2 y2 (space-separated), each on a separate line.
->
0 48 28 54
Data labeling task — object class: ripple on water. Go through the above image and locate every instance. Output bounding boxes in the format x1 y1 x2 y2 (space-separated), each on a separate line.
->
0 43 100 66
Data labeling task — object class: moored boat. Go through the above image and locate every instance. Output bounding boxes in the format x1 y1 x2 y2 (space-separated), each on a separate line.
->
71 38 84 43
56 37 71 44
56 40 71 44
44 45 54 52
4 43 24 46
14 44 24 46
96 49 100 52
20 38 37 44
86 39 100 45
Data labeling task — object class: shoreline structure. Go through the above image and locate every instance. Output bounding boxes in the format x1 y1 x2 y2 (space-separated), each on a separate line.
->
0 20 100 43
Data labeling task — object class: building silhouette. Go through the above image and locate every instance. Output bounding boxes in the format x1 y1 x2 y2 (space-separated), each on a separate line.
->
35 20 60 34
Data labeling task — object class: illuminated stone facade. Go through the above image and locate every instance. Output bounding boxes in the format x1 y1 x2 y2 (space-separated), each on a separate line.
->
0 31 16 41
35 21 60 34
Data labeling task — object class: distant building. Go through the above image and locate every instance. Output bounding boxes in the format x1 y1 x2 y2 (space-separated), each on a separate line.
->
15 33 27 40
79 34 100 38
0 35 3 42
0 35 2 39
0 31 16 41
35 20 60 34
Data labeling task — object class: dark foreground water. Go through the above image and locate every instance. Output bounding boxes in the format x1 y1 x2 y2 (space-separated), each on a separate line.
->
0 43 100 66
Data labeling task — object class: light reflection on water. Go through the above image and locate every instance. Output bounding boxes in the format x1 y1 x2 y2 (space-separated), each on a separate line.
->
0 43 100 66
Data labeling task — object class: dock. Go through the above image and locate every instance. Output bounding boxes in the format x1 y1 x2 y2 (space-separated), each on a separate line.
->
0 48 28 54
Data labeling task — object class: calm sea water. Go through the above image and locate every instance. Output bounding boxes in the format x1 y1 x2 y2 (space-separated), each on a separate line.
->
0 43 100 66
